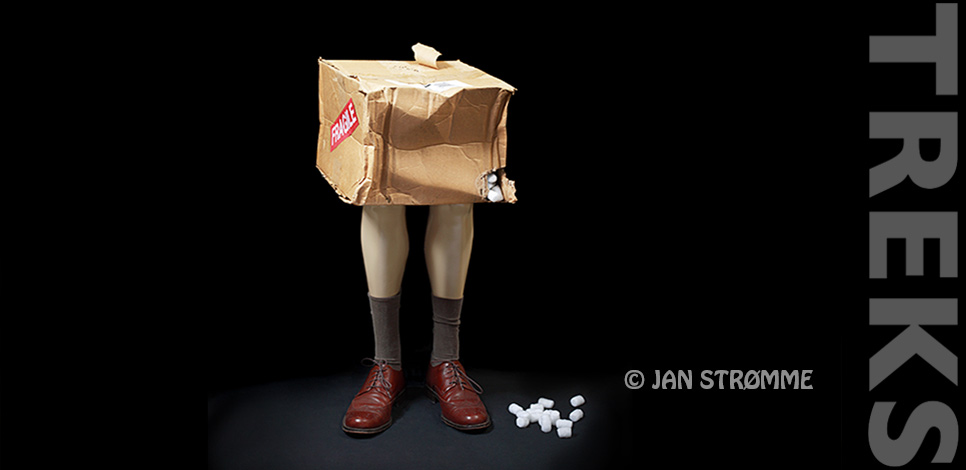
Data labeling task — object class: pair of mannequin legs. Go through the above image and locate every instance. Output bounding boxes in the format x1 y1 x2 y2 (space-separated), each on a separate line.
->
361 203 473 369
344 203 489 434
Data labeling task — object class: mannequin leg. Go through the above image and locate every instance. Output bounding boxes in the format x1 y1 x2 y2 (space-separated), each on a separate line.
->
423 204 490 430
424 204 473 299
360 205 408 369
425 204 473 366
342 206 409 435
360 205 409 297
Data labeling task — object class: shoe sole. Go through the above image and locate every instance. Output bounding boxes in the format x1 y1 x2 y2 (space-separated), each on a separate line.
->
425 388 492 431
342 418 392 435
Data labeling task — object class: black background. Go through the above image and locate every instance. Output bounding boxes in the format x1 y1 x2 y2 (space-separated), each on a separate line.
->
194 4 953 468
200 7 855 467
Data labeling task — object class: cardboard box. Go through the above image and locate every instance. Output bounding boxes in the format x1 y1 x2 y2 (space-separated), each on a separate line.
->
317 55 517 205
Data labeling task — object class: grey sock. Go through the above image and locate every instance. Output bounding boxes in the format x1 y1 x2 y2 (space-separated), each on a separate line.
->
430 295 462 366
369 292 402 370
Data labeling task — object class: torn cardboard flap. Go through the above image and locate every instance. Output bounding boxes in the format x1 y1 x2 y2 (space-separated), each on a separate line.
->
412 43 441 69
321 59 515 94
317 54 517 205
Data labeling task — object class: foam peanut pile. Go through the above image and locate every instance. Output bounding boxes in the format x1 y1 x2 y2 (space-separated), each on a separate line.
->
508 395 585 438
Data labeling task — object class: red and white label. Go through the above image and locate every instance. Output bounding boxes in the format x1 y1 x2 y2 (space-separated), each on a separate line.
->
330 99 359 151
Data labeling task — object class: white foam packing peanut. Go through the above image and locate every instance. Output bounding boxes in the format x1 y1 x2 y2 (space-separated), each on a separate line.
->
528 410 541 423
538 414 553 433
487 173 498 185
570 395 585 407
557 426 572 438
548 409 561 422
508 403 523 415
569 409 584 422
554 419 573 428
537 397 554 409
516 416 529 428
487 186 504 202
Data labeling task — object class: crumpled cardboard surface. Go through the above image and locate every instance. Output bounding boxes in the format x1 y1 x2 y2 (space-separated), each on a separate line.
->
317 55 517 205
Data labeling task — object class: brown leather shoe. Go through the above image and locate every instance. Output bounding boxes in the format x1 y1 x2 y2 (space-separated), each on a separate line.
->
342 360 406 435
425 360 491 431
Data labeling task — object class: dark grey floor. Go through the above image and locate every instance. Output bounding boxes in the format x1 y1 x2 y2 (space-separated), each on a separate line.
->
208 368 632 470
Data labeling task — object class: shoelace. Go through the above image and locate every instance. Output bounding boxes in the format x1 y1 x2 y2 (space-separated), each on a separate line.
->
358 358 394 398
442 361 484 395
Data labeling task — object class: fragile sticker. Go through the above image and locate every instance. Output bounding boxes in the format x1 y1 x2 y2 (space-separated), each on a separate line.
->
330 99 359 151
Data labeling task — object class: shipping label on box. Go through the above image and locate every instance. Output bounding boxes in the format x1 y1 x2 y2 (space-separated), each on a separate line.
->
316 57 517 205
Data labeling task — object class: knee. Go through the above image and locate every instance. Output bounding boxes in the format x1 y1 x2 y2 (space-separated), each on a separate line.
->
363 205 406 223
430 204 473 220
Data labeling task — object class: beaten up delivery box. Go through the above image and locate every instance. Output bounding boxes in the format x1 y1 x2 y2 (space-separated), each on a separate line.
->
317 56 517 205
